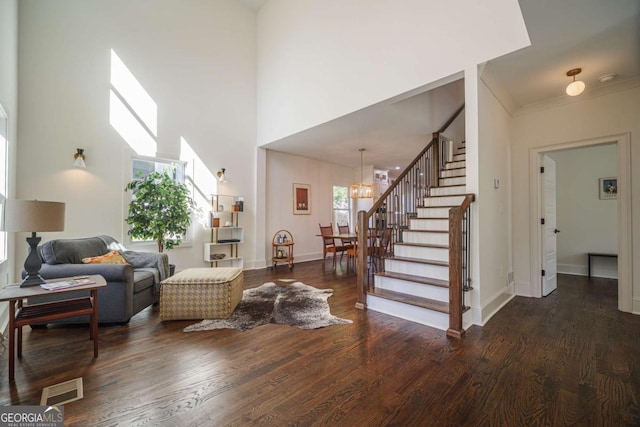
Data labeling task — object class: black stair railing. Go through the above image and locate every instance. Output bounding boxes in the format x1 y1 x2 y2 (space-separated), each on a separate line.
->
356 104 471 338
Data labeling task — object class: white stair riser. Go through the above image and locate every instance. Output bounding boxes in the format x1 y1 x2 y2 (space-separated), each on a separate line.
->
439 176 465 186
452 154 466 162
423 195 465 206
394 245 449 262
375 275 449 302
367 295 448 331
410 218 448 231
445 160 465 169
403 231 449 245
385 259 449 280
430 186 466 197
416 207 451 218
440 168 466 178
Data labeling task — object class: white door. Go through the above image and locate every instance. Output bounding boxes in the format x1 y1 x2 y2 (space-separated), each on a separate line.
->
542 155 558 296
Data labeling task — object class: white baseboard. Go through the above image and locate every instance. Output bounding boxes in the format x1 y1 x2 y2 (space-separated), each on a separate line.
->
515 281 533 297
558 262 618 279
476 286 515 326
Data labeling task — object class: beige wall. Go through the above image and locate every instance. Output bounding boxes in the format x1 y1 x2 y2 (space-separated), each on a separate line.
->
476 77 514 324
265 150 354 264
257 0 529 145
511 85 640 310
17 0 257 272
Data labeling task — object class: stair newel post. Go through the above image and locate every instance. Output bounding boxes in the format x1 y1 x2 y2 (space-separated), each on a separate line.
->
356 209 368 309
432 132 440 188
447 205 464 338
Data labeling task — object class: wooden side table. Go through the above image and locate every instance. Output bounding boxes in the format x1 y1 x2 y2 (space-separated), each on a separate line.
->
0 275 106 381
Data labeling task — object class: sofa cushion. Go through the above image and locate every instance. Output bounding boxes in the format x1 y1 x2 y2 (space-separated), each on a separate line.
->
40 236 109 264
82 250 130 265
133 270 156 293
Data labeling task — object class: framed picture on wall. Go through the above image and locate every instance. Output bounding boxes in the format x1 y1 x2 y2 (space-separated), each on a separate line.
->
599 177 617 200
293 183 311 214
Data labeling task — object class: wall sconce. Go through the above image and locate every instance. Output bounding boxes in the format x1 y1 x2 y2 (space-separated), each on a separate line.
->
216 168 228 183
73 148 86 168
565 68 585 96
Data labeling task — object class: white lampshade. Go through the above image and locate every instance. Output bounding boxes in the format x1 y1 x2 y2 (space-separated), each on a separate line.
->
2 200 65 232
566 80 585 96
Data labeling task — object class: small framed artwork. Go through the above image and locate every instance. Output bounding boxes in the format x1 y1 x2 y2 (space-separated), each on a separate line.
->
293 183 311 214
599 177 617 200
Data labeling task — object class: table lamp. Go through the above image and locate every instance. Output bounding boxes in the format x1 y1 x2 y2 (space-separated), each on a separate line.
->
2 199 65 287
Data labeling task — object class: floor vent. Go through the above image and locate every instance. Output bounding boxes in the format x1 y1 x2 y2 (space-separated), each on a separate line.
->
40 377 83 406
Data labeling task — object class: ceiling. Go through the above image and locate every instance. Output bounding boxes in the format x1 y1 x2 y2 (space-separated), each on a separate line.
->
255 0 640 171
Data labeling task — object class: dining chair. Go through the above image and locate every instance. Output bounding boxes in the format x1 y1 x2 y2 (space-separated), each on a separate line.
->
319 223 346 269
346 244 358 274
372 227 392 272
337 223 355 251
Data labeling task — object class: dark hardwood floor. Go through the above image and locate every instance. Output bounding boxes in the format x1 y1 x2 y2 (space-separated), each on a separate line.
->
1 263 639 426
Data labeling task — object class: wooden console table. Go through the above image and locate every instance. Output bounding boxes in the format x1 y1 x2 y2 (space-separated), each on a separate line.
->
587 253 617 278
0 275 106 381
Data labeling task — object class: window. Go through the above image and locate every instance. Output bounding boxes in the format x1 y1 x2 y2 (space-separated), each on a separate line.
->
0 104 8 263
131 156 185 183
333 186 350 228
127 156 189 246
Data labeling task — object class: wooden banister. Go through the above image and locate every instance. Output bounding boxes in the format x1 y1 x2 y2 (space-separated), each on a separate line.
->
356 104 468 332
447 194 474 338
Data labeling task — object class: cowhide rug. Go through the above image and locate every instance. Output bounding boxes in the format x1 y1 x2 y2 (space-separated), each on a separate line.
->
184 281 352 332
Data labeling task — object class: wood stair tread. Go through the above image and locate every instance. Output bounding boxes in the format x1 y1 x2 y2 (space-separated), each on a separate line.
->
389 256 448 266
367 288 449 313
404 229 448 234
433 184 466 189
375 271 449 288
426 194 467 198
411 216 448 220
394 242 449 250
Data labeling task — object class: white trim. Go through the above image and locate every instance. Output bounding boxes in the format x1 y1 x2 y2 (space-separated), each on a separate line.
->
529 133 632 312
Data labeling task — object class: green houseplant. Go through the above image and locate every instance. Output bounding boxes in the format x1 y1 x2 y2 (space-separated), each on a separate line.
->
125 170 193 252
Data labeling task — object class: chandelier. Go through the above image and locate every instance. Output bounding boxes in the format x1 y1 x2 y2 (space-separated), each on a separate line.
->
350 148 373 199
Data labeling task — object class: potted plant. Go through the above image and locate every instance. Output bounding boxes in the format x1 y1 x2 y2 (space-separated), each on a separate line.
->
125 170 193 252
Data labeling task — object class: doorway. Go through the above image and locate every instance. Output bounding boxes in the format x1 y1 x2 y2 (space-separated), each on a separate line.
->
529 133 632 312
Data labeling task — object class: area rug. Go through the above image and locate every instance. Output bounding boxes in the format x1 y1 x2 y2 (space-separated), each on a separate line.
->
183 281 352 332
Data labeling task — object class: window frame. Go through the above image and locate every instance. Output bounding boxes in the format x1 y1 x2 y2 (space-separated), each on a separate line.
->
332 185 350 230
125 155 192 248
0 103 8 264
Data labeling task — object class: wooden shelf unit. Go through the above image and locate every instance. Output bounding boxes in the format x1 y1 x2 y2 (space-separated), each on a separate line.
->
205 194 244 268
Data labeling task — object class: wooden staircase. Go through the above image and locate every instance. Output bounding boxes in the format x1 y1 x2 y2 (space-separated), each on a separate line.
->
365 141 473 332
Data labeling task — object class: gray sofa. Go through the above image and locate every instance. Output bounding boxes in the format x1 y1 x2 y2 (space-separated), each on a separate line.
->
28 235 169 324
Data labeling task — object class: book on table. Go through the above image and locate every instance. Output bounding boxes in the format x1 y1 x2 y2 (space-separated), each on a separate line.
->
41 278 96 291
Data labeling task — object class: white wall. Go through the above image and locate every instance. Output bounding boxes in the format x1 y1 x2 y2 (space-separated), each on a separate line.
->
548 144 618 278
476 76 514 323
266 150 354 264
17 0 256 274
511 85 640 308
0 0 18 332
256 0 529 145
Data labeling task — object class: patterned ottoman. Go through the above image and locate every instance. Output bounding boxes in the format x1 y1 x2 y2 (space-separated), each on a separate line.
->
160 267 244 321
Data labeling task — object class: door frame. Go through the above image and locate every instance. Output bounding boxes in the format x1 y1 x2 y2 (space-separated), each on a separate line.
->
528 133 632 312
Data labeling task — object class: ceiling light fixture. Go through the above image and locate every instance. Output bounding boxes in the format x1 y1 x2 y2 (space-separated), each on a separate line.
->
565 68 585 96
599 73 616 83
350 148 373 199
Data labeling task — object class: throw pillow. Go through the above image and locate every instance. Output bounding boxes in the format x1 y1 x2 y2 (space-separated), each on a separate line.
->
82 250 130 265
